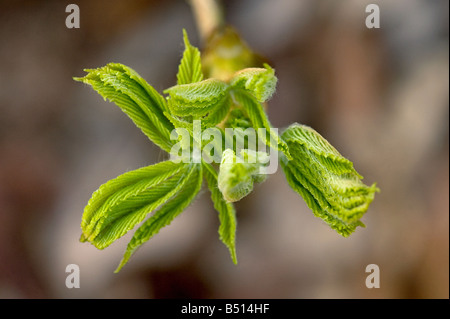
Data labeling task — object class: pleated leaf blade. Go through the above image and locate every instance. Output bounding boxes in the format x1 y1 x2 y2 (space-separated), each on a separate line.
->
177 29 204 85
80 160 194 249
281 123 379 236
203 161 237 264
115 163 203 272
165 78 229 118
231 89 291 159
230 64 277 102
74 63 174 152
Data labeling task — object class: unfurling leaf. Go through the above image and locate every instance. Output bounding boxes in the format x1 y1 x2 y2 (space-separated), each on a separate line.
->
165 79 229 118
203 161 237 264
177 29 203 85
115 163 203 272
281 124 379 236
74 63 174 152
231 89 291 159
230 64 277 102
80 160 195 250
217 149 268 202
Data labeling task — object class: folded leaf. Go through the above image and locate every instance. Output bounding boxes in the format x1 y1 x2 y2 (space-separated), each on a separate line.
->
203 161 237 264
281 124 379 236
74 63 174 152
80 160 194 249
230 64 277 102
225 108 252 130
218 149 267 202
283 163 365 236
201 94 231 127
115 163 203 272
165 94 231 130
165 79 229 118
177 29 203 85
231 89 291 159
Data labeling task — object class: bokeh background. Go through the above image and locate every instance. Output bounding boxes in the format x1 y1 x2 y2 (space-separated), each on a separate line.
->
0 0 448 299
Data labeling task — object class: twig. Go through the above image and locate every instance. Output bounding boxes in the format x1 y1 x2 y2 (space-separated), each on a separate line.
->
188 0 224 43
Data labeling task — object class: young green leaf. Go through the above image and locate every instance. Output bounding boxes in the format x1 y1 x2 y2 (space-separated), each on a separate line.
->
165 78 229 118
225 108 252 130
282 164 365 236
163 115 227 165
281 123 379 236
218 149 254 203
202 126 226 164
203 161 237 264
201 93 231 127
217 149 267 202
115 163 203 272
231 89 291 159
80 160 195 249
177 29 204 85
165 94 231 131
80 161 184 239
230 64 277 102
164 112 196 135
240 149 269 183
74 63 174 152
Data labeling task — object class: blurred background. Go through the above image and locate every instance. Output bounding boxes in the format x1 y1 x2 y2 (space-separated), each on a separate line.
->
0 0 448 299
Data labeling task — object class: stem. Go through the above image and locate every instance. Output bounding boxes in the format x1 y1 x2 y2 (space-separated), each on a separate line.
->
188 0 224 43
